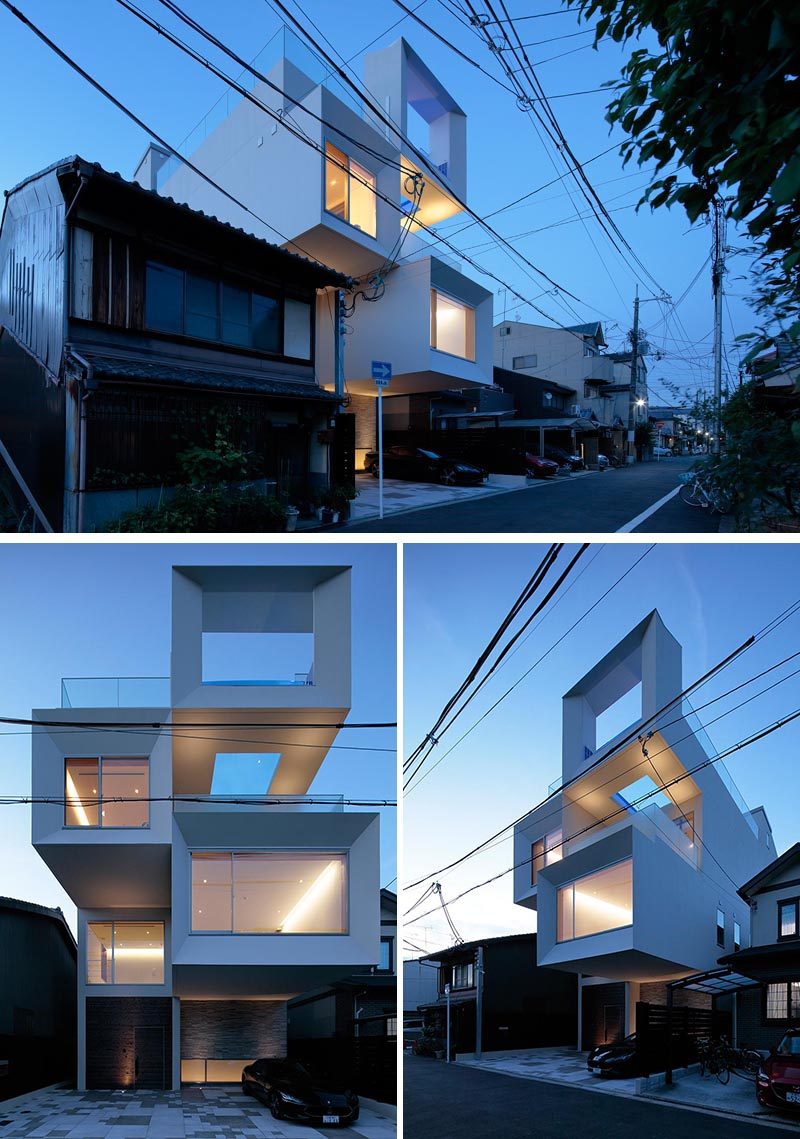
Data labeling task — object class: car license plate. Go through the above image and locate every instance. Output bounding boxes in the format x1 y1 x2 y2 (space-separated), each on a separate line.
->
323 1115 340 1124
787 1091 800 1104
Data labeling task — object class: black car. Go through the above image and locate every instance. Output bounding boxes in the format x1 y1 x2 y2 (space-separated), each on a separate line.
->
364 446 487 485
544 446 584 471
242 1058 359 1127
587 1033 639 1077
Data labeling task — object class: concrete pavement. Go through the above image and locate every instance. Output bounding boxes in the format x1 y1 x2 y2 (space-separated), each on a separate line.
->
345 458 721 534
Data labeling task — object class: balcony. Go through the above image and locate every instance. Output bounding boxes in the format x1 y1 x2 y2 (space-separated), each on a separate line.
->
61 676 170 708
566 801 698 869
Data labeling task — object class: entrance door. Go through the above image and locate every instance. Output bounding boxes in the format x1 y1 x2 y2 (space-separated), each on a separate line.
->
603 1004 623 1044
134 1025 167 1090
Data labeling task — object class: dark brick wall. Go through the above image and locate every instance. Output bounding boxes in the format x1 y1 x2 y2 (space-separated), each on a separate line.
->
86 997 171 1089
180 1000 286 1060
736 985 800 1050
639 983 712 1010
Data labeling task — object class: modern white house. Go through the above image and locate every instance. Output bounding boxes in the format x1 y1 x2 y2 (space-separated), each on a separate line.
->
513 611 774 1049
31 564 381 1089
134 27 494 469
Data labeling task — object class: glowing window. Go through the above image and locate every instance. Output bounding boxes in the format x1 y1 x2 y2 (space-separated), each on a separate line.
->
325 142 376 237
531 828 563 885
557 860 633 942
191 852 347 933
430 290 475 360
65 757 148 827
86 921 164 984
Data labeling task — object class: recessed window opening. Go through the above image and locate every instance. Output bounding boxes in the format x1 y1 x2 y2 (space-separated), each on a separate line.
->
557 860 633 942
65 757 149 827
210 753 281 797
611 775 671 815
406 102 430 156
86 921 164 984
594 682 642 751
201 632 314 686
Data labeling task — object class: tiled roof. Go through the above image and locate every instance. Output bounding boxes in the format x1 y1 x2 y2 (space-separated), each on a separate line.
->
79 351 340 401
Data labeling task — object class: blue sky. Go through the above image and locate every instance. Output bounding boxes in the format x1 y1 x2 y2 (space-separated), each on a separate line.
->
0 0 754 402
403 542 800 955
0 541 396 932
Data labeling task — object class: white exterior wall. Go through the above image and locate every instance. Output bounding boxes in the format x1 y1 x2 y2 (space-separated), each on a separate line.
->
493 321 612 390
749 858 800 947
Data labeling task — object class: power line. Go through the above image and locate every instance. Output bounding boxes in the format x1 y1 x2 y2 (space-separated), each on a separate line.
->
406 703 800 926
3 715 395 730
0 725 396 752
1 794 396 808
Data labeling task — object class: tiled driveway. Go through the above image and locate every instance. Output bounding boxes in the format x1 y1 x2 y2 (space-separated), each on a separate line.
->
0 1086 396 1139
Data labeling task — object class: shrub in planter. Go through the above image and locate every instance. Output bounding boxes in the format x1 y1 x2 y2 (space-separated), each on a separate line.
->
106 486 287 533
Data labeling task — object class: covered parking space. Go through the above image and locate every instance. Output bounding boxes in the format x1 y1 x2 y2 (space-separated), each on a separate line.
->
664 967 762 1085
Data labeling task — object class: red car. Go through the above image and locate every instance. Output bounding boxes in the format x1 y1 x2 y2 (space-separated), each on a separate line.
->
757 1030 800 1111
525 453 559 479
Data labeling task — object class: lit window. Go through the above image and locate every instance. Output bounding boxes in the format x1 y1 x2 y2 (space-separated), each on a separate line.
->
531 828 563 885
430 290 475 360
65 757 148 828
716 908 725 948
766 982 800 1021
734 920 741 952
557 860 633 942
86 921 164 984
779 899 799 939
325 142 376 238
191 852 347 933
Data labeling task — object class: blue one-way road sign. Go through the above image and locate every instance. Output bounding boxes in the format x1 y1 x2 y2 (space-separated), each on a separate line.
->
372 360 392 386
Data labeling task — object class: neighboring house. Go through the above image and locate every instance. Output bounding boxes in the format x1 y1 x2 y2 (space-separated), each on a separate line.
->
647 406 692 454
0 897 77 1100
419 933 577 1055
141 30 494 470
31 564 381 1090
718 842 800 1050
0 156 350 532
403 959 439 1026
752 337 800 412
513 611 774 1050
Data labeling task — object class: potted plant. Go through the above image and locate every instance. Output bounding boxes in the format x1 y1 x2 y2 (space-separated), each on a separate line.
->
325 483 358 522
285 506 300 532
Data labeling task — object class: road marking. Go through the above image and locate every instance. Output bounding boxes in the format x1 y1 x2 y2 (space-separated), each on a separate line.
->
616 486 680 533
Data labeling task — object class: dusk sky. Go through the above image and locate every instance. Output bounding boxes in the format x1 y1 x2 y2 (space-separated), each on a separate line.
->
0 542 397 932
403 542 800 956
0 0 752 403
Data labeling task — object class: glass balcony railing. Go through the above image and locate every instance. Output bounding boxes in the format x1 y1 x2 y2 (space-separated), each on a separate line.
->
61 677 170 708
681 697 758 836
548 775 563 795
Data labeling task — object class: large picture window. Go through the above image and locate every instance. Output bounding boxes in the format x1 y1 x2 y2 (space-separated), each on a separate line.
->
191 853 347 934
87 921 164 984
557 860 633 942
430 290 476 360
144 262 310 359
766 982 800 1021
65 757 148 827
531 828 563 886
325 142 377 237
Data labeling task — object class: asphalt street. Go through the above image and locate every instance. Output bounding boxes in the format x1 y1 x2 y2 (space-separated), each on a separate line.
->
345 457 720 534
403 1056 787 1139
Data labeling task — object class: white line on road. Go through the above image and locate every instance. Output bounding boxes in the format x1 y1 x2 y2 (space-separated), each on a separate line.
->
617 486 680 533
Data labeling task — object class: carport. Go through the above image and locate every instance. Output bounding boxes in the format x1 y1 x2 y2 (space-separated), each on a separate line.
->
664 967 761 1085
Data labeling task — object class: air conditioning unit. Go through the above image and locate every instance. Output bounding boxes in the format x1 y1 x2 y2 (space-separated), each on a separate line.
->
499 325 511 336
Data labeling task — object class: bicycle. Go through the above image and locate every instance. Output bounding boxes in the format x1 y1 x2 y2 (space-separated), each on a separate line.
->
678 469 734 515
697 1036 731 1084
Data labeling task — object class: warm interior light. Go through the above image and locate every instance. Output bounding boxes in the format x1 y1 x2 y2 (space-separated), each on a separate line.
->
66 769 92 826
574 890 632 926
279 861 340 932
112 947 163 958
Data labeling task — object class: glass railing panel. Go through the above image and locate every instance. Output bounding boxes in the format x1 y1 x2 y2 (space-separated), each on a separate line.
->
680 697 758 835
61 677 170 708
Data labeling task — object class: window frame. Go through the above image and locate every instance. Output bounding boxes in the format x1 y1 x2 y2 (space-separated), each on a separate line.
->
778 897 800 941
530 827 563 886
556 859 633 944
64 756 150 829
85 919 165 986
323 140 378 239
451 960 475 990
733 919 741 953
378 936 394 973
189 850 350 936
430 288 477 362
716 908 726 948
764 981 800 1023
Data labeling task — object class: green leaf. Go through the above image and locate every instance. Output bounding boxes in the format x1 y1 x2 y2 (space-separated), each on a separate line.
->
770 153 800 206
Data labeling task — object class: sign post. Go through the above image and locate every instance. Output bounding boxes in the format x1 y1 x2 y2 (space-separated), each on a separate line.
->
371 361 392 520
444 982 451 1064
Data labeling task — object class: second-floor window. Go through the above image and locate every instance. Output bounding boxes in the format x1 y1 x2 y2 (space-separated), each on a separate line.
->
451 961 475 989
379 937 394 972
87 921 164 984
325 142 377 238
144 262 312 360
65 757 148 827
766 982 800 1021
531 828 563 886
779 898 799 939
430 290 476 360
716 908 726 948
734 919 741 952
513 354 537 370
557 860 633 942
191 852 347 934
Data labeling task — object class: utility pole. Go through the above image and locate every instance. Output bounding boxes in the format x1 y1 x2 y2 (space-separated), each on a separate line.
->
711 199 726 456
475 946 484 1060
627 288 640 464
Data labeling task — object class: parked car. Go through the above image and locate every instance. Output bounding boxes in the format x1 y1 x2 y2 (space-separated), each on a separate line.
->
757 1030 800 1111
652 445 673 457
364 446 487 485
404 1026 425 1052
587 1033 639 1077
544 446 584 471
524 453 559 479
242 1058 359 1126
